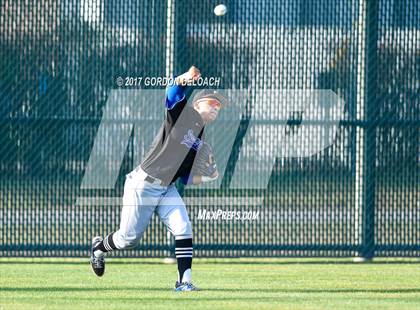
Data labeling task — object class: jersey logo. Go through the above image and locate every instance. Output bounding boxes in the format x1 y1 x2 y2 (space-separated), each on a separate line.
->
181 129 203 151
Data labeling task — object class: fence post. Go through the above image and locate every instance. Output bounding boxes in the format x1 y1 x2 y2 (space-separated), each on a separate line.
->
363 0 379 259
355 0 378 261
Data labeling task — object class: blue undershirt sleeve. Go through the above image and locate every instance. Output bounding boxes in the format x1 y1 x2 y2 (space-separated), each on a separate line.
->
166 82 186 110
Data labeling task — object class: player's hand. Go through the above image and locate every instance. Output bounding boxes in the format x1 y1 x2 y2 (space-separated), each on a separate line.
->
188 66 201 81
190 171 218 185
201 170 218 183
210 170 219 179
176 66 201 85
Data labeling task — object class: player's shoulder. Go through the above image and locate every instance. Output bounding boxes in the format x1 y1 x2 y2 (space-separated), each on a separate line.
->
166 104 203 128
184 105 203 124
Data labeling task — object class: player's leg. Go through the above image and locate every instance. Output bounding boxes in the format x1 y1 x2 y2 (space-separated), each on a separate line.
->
156 184 198 291
90 176 161 276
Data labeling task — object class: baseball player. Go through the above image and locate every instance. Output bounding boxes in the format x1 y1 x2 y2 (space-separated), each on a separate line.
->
90 66 228 291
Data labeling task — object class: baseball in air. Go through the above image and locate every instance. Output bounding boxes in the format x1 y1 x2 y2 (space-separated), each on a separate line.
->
214 4 227 16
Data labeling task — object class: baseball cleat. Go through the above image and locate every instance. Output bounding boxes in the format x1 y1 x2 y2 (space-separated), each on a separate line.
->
174 281 200 292
90 236 105 277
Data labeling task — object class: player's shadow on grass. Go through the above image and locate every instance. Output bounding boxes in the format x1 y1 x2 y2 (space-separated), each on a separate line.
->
3 287 420 294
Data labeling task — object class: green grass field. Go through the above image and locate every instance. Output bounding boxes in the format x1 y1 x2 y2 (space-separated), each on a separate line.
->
1 258 420 310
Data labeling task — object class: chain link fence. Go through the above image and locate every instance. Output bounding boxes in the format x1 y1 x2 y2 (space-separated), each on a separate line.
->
0 0 419 257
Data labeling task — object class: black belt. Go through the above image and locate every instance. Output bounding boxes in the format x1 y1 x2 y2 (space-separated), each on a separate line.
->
135 166 170 186
145 175 157 184
144 174 171 186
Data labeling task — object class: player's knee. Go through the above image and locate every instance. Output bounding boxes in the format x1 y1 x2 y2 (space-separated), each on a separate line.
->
113 231 140 250
173 220 192 239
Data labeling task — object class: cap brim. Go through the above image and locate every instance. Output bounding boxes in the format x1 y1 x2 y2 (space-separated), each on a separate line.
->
197 93 228 107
